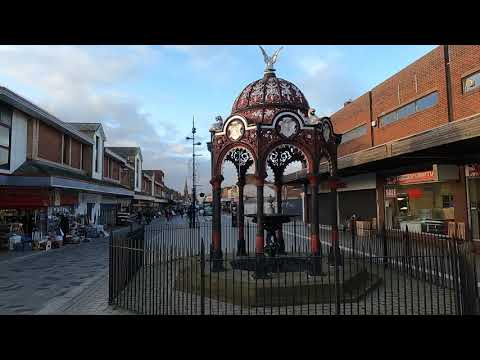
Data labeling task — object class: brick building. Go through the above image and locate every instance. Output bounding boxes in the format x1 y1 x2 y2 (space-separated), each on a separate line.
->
283 45 480 252
0 87 133 238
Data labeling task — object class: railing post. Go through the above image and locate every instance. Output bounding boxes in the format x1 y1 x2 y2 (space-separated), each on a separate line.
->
457 241 478 315
451 239 463 315
381 224 388 269
351 218 356 253
404 225 410 274
293 219 297 254
200 238 205 315
108 229 114 305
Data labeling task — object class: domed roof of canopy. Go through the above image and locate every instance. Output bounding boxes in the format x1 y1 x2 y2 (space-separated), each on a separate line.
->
231 72 310 125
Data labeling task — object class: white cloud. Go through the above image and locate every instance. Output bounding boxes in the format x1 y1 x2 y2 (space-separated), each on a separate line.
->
0 45 192 192
293 48 360 117
298 57 328 76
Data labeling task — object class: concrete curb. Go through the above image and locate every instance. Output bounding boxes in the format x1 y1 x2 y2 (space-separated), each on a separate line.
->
35 270 107 315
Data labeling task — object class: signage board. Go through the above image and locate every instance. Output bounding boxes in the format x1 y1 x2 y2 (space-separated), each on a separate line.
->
385 188 397 198
466 164 480 177
386 170 436 186
0 188 50 208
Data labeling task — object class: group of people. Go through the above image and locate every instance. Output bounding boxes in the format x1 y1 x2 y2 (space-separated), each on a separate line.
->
134 207 186 224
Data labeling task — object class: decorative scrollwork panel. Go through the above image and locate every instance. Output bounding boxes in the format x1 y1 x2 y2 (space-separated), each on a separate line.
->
267 144 307 180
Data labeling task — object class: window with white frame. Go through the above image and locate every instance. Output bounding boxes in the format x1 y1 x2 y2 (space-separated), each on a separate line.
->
0 104 12 170
463 71 480 93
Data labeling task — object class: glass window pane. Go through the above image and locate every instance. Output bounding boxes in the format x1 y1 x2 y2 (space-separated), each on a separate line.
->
464 72 480 92
0 125 10 147
341 124 367 144
380 112 398 127
397 102 416 120
415 92 438 112
0 147 8 167
0 106 12 127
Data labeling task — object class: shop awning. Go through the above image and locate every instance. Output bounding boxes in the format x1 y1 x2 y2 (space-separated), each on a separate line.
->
282 113 480 185
1 161 134 197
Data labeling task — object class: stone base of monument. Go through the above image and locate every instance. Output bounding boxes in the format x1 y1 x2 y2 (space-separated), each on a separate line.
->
175 256 382 307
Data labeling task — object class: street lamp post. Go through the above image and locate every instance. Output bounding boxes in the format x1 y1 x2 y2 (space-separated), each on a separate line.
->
186 116 202 229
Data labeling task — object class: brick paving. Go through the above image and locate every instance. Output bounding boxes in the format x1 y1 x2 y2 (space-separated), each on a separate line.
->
58 273 133 315
0 224 141 315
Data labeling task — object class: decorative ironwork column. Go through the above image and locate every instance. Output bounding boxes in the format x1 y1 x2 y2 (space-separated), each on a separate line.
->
210 174 224 271
255 174 265 255
307 173 322 275
274 181 286 254
237 176 246 256
307 173 320 255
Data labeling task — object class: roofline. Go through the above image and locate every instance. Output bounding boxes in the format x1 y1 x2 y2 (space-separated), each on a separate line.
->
143 169 164 175
0 87 94 145
106 146 142 161
69 122 107 141
104 148 128 165
142 171 153 181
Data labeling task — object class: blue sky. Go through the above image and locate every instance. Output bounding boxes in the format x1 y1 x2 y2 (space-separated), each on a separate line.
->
0 45 437 192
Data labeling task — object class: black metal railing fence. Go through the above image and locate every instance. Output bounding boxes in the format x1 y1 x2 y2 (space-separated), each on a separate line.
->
109 220 479 315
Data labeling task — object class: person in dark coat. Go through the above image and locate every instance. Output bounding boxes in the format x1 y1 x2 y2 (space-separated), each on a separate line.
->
59 215 70 241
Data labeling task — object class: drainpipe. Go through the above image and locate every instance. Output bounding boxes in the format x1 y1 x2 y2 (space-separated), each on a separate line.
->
443 45 454 123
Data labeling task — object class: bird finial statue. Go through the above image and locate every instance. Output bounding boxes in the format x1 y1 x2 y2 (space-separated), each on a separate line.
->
258 45 283 74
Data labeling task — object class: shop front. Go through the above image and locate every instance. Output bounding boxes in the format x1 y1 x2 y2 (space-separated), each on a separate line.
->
465 164 480 250
0 188 50 239
384 165 462 236
311 173 377 231
0 188 79 250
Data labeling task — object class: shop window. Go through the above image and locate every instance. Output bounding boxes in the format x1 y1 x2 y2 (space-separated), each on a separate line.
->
463 71 480 93
341 124 368 144
442 194 454 208
0 104 12 170
385 182 455 235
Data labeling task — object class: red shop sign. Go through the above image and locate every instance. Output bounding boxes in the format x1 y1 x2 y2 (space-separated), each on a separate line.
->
407 188 423 199
386 170 436 186
60 193 79 206
0 188 50 208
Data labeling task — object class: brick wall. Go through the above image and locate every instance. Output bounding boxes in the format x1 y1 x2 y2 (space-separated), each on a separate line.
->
38 122 62 163
153 170 164 184
327 45 480 158
372 46 449 145
71 138 81 169
331 92 372 157
448 45 480 121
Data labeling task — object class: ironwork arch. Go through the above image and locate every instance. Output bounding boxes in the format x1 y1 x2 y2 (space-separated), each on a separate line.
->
222 146 255 178
265 143 309 182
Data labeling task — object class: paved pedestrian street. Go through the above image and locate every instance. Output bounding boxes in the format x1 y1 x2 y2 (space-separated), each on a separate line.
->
0 237 111 315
